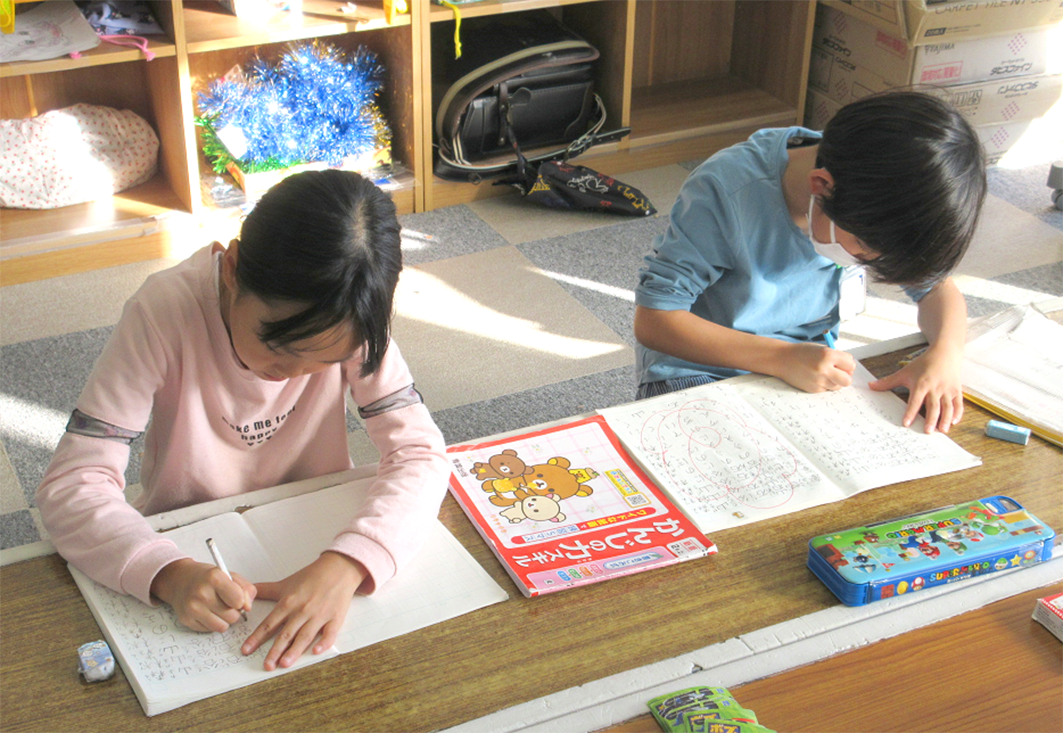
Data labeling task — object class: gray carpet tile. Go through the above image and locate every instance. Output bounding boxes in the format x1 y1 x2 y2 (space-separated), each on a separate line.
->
4 327 111 504
0 509 39 550
516 216 669 347
988 162 1063 231
399 204 510 266
991 260 1063 296
1 325 147 509
964 294 1018 319
431 365 636 447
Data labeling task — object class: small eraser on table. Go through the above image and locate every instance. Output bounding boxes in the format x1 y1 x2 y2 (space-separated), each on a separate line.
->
1033 592 1063 642
78 640 116 682
985 419 1030 445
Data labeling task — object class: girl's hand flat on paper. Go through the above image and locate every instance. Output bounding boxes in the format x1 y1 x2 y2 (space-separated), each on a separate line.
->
242 551 366 671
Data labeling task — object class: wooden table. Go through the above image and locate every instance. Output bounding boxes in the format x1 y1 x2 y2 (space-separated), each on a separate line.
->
605 584 1063 733
2 348 1061 733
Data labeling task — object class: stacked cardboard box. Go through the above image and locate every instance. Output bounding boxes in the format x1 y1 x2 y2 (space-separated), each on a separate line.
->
806 1 1062 164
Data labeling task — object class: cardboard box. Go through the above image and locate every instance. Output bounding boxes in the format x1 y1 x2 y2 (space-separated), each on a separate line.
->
805 86 844 130
808 44 892 107
975 119 1036 164
823 0 1063 46
807 73 1063 128
811 4 1053 104
806 87 1049 166
1033 591 1063 641
924 73 1063 124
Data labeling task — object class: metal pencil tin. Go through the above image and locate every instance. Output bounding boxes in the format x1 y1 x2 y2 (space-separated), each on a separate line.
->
808 496 1054 606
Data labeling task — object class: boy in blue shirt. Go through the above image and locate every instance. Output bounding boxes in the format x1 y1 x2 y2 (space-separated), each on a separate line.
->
635 92 986 435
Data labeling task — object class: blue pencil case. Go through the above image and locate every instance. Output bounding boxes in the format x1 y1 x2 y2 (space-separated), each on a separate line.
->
808 496 1054 606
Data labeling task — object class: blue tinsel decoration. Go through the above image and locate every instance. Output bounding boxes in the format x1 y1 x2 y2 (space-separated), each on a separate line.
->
196 42 389 170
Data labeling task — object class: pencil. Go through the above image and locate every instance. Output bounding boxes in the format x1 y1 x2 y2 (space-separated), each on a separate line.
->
205 538 249 622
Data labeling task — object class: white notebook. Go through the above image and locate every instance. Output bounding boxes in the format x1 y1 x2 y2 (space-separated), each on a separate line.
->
69 480 508 716
600 363 981 533
962 303 1063 446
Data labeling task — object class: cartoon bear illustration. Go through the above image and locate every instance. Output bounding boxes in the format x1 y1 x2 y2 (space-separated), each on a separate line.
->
488 456 597 507
474 449 534 500
524 457 596 500
499 494 566 524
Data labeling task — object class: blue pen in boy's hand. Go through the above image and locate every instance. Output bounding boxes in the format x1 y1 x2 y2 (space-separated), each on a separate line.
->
823 331 836 349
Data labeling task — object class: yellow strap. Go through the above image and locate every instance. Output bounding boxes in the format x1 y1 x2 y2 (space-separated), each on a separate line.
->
438 0 462 58
0 0 15 35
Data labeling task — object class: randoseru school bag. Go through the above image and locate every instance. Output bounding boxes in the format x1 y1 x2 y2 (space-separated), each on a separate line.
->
432 10 626 182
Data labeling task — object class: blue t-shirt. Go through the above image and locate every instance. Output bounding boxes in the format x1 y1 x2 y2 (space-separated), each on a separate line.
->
636 127 840 386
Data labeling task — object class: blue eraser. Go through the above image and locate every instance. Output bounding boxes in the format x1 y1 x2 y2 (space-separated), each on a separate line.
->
77 640 115 682
985 420 1030 445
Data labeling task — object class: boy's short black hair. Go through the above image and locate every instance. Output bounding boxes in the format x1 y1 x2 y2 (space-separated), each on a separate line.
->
817 90 986 287
236 170 402 376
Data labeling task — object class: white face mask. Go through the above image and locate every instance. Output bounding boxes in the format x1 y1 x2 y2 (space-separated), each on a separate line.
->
808 196 861 268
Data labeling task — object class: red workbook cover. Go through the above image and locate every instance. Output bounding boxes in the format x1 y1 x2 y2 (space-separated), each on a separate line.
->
446 415 717 597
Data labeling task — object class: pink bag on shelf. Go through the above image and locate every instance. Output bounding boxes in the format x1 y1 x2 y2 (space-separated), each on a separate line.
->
0 103 158 209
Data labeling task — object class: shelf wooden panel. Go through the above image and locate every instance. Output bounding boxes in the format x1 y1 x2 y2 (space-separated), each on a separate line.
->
0 38 176 79
182 0 408 54
427 0 602 23
630 76 796 148
0 174 186 257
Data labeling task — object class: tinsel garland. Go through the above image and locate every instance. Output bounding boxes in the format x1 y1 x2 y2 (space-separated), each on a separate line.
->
195 41 391 174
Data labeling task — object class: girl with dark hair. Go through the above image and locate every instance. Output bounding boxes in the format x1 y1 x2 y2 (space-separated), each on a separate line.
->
38 170 450 672
634 91 986 435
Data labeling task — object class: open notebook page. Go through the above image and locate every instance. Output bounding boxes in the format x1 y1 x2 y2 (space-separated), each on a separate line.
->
70 480 507 716
600 364 979 533
962 305 1063 443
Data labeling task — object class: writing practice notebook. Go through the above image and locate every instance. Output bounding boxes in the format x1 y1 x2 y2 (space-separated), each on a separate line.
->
69 480 508 716
600 364 981 534
962 304 1063 446
447 416 717 597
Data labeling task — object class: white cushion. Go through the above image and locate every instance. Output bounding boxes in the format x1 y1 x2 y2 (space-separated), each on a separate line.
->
1 103 159 209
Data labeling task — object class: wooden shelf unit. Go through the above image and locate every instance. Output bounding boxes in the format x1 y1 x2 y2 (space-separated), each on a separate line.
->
421 0 815 210
1 0 813 281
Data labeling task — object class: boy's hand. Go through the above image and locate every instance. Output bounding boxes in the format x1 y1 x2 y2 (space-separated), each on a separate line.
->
869 344 964 433
243 552 366 671
151 558 256 632
777 343 856 393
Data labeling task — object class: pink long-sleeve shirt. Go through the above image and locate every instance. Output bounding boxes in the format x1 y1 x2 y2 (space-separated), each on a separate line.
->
37 245 450 605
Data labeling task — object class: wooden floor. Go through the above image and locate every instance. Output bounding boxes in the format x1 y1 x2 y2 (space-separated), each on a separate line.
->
600 583 1063 733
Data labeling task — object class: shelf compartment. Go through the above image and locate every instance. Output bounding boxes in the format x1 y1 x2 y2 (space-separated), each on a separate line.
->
0 38 176 79
0 173 188 260
187 23 417 215
629 76 797 149
426 0 607 23
183 0 409 54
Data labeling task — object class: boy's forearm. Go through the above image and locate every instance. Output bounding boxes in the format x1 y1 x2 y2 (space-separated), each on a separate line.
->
917 277 967 352
634 306 791 378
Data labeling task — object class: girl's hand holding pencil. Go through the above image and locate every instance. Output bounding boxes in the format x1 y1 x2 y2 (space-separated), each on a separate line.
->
149 557 257 633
